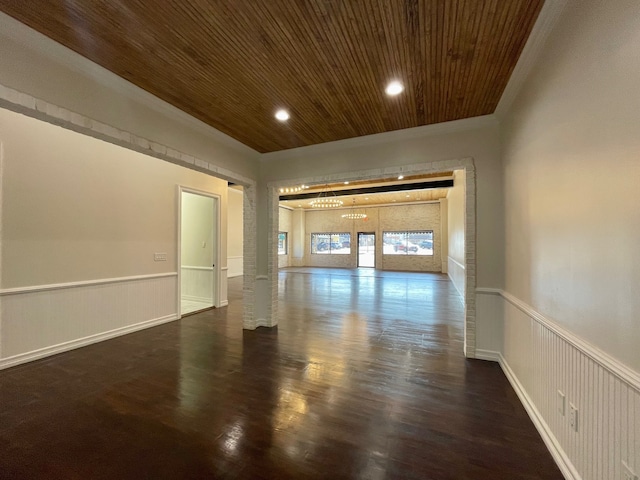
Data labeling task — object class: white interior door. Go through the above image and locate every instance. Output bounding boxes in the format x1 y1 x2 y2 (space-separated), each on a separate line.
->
180 190 218 315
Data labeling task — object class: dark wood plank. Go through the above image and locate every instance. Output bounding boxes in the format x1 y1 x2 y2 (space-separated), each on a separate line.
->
0 269 562 479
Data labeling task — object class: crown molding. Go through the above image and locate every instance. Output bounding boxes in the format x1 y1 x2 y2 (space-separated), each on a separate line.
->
494 0 570 118
261 115 498 162
0 12 258 157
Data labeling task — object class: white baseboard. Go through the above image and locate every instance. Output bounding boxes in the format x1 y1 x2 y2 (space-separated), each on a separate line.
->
219 300 229 307
0 314 178 370
483 288 640 480
474 349 500 362
498 354 581 480
182 295 213 304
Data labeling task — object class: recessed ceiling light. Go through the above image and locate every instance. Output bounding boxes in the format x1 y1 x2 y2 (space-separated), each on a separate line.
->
406 194 410 198
275 109 290 121
344 181 349 185
385 81 404 96
398 175 404 180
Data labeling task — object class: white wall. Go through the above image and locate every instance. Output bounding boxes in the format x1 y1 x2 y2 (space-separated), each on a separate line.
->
227 187 244 277
503 0 640 377
0 108 229 368
447 170 465 298
439 197 448 273
291 208 306 266
0 108 227 287
494 1 640 478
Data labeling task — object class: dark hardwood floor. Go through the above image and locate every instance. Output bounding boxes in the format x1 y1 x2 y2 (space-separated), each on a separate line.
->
0 268 562 479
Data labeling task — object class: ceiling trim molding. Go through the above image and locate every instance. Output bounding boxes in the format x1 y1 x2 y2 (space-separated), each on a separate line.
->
0 12 258 157
494 0 569 118
260 115 498 162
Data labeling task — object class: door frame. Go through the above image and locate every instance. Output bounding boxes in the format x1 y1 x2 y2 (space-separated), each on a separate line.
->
357 232 376 268
177 185 222 316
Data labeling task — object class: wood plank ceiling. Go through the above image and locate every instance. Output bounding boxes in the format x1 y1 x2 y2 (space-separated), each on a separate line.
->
0 1 544 153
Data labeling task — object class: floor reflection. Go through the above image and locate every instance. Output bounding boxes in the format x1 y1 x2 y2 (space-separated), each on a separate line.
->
0 269 563 479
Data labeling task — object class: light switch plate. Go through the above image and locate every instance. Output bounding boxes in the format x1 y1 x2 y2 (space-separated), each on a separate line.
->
569 403 578 432
154 252 167 262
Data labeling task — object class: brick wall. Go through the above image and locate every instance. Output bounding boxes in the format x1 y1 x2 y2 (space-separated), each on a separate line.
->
303 202 442 272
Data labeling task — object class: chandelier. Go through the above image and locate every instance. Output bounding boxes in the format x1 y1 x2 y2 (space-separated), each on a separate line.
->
310 196 343 208
342 199 367 219
309 186 343 208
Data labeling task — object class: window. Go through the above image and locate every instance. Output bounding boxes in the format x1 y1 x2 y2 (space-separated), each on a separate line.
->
311 233 351 254
383 231 433 256
278 232 288 255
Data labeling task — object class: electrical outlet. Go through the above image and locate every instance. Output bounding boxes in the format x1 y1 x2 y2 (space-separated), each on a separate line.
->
623 460 638 480
557 390 566 416
569 403 578 432
154 252 167 262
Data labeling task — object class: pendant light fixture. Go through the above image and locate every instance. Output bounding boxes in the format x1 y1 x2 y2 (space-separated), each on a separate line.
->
310 186 343 208
342 198 367 220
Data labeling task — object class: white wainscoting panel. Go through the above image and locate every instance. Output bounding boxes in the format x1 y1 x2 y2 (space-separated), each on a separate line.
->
0 273 178 369
475 289 503 360
447 256 465 300
227 256 243 278
486 289 640 480
181 266 214 303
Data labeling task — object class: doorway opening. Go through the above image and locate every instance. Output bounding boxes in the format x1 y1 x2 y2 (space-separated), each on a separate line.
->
270 158 476 356
179 188 220 316
358 232 375 267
